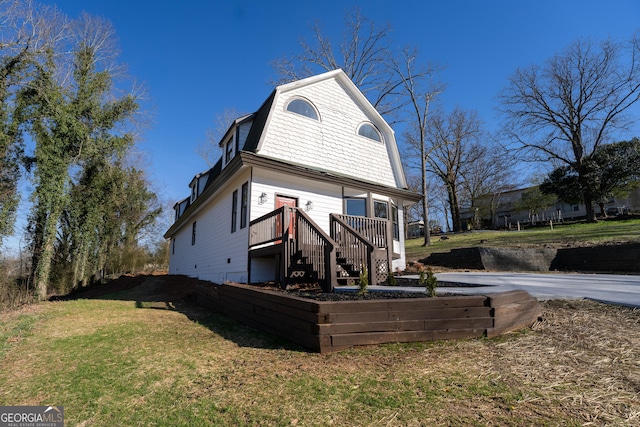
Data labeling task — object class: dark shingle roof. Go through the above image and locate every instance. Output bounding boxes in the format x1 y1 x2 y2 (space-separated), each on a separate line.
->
242 90 275 153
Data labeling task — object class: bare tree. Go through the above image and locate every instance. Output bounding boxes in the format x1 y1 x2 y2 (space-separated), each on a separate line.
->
423 108 484 232
392 48 444 245
271 7 411 121
499 36 640 222
405 172 448 235
459 140 519 228
196 107 245 167
272 9 446 244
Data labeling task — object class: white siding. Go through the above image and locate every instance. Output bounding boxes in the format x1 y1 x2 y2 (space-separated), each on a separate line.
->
258 78 400 188
248 168 410 277
251 169 343 230
169 170 251 283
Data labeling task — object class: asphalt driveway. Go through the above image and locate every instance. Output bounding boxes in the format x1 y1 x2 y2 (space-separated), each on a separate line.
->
433 272 640 308
348 272 640 308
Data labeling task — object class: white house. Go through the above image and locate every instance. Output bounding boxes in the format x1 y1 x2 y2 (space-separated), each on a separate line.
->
164 69 421 291
461 185 640 229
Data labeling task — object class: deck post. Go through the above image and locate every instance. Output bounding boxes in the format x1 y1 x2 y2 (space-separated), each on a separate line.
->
281 207 290 289
324 244 337 292
386 219 393 276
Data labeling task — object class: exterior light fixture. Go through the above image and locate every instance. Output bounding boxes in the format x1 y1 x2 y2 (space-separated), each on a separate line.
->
305 200 313 211
258 192 268 204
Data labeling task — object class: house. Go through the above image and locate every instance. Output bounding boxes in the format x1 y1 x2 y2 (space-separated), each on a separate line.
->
164 69 421 291
461 186 640 229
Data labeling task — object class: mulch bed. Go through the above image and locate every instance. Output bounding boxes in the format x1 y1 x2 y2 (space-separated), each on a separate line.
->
51 274 475 304
284 290 439 301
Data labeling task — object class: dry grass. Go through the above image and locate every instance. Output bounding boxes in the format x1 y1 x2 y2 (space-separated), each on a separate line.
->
484 300 640 424
1 277 639 426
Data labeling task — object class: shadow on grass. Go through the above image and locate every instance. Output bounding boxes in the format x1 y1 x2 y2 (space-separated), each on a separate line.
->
52 274 305 352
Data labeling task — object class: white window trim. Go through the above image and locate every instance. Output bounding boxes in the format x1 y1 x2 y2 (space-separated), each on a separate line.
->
356 122 383 143
284 96 321 122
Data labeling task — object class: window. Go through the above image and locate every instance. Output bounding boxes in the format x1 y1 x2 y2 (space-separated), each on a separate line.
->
391 204 399 240
345 198 366 216
286 98 319 120
225 138 234 164
231 190 238 233
172 238 175 254
191 221 196 245
191 185 196 202
374 200 388 219
358 123 382 142
240 182 248 229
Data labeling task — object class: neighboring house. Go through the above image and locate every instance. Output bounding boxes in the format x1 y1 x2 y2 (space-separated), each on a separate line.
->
164 69 421 291
461 186 640 229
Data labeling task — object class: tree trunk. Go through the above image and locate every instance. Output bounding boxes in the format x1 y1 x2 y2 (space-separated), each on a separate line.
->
576 167 598 222
584 194 598 222
34 217 56 301
421 148 431 246
598 202 607 217
447 183 462 232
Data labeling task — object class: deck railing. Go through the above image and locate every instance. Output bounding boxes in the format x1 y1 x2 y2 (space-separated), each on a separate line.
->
249 206 286 248
330 214 389 286
331 214 389 248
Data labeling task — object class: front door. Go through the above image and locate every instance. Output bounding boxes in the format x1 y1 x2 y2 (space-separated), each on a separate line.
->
276 195 297 239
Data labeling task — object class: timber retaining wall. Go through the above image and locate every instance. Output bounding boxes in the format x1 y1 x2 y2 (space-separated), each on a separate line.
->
194 283 541 353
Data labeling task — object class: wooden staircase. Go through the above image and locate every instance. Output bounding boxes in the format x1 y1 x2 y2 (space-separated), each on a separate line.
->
249 207 390 291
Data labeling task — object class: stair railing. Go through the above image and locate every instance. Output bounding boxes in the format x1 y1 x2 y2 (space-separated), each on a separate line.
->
330 214 381 286
294 209 337 292
249 206 337 292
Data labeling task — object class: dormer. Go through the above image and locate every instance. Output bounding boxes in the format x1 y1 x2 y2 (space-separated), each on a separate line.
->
173 197 190 221
189 171 210 203
222 133 235 167
219 113 255 168
197 171 209 196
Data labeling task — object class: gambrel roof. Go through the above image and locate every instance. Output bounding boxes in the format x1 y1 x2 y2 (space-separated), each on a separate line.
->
164 69 420 239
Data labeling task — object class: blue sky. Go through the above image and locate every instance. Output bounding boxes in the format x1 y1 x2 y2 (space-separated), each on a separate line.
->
7 0 640 250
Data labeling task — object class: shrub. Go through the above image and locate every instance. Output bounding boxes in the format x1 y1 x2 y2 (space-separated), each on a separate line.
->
386 271 397 286
418 266 438 297
425 268 438 297
358 267 368 294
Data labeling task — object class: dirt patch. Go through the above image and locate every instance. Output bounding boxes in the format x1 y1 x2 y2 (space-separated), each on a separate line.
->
51 274 205 302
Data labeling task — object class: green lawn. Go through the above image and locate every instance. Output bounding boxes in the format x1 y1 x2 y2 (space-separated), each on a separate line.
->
1 279 639 426
406 218 640 261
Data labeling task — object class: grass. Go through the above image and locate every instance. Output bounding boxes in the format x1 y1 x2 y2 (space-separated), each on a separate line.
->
406 218 640 261
1 279 639 426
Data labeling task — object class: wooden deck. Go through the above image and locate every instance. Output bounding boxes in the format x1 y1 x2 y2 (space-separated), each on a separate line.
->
249 207 394 290
194 283 542 353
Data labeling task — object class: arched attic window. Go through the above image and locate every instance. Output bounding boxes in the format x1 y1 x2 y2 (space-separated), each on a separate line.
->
357 122 382 142
285 98 319 121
